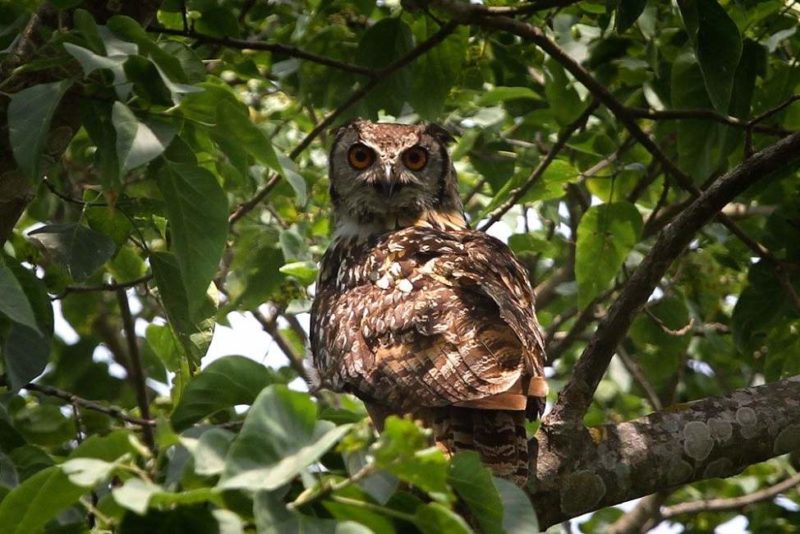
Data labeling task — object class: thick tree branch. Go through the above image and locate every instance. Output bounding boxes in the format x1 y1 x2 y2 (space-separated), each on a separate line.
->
549 130 800 421
530 375 800 529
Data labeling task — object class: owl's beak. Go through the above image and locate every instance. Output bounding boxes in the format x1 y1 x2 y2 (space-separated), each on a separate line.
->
374 163 397 198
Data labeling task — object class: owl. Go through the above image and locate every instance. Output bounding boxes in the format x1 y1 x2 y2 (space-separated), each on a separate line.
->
309 120 547 486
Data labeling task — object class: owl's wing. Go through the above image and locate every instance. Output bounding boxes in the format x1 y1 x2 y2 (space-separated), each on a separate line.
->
311 227 546 414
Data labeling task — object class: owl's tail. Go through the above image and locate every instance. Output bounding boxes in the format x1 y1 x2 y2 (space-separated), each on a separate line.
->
430 406 530 486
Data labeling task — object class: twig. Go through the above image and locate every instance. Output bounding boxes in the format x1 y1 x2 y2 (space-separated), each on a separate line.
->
252 305 309 382
288 463 376 510
117 288 155 448
617 346 662 411
22 382 155 426
479 0 583 16
478 100 598 231
660 472 800 519
53 273 153 300
629 107 792 136
609 492 670 534
643 307 694 337
229 21 459 225
329 495 416 523
148 26 375 76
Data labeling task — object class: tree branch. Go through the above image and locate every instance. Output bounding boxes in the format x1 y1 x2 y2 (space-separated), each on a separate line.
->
478 99 598 231
147 26 375 77
549 130 800 422
530 375 800 529
660 471 800 519
22 382 155 427
116 289 155 449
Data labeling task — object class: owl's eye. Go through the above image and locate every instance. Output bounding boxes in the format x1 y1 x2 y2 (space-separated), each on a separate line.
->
402 146 428 171
347 144 375 170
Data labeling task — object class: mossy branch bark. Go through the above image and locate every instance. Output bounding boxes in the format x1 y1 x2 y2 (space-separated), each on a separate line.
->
531 375 800 528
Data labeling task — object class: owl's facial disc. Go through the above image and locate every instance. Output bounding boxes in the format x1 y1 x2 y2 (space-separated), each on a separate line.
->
329 121 458 221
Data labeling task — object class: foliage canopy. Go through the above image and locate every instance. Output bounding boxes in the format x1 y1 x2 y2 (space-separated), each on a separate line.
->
0 0 799 532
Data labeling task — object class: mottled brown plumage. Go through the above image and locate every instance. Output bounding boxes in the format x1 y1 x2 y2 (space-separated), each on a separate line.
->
309 120 547 485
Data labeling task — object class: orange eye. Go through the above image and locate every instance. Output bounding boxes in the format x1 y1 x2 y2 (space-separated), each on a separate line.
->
402 146 428 171
347 144 375 170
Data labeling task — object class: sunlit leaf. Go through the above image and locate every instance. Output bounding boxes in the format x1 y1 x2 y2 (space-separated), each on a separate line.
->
575 202 642 307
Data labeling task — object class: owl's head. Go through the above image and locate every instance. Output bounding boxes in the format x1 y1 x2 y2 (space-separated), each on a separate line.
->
328 120 462 225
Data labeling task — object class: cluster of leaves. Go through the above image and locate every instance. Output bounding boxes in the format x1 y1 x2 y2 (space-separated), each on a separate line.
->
0 0 798 532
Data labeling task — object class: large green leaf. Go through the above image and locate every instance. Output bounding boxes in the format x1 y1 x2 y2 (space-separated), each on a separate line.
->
171 356 276 430
575 202 642 308
355 18 414 117
220 386 352 491
0 256 39 333
374 417 452 501
415 503 472 534
448 452 503 533
677 0 743 112
543 58 584 126
410 20 468 119
28 223 116 281
150 251 215 367
493 477 539 533
157 162 228 318
113 102 176 175
671 51 725 183
8 80 73 179
0 466 85 534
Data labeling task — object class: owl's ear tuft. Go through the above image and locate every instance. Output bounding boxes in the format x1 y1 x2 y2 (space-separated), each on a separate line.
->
423 123 455 145
329 118 361 140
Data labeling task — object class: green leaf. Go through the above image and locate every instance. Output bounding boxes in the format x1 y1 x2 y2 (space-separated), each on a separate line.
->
150 251 215 367
374 417 452 501
8 80 73 178
28 223 116 281
279 261 318 286
220 386 352 491
355 18 414 117
81 99 121 188
215 98 282 173
184 428 235 476
113 478 162 515
448 452 503 534
410 20 468 119
575 202 642 307
677 0 743 112
157 163 228 318
671 51 725 182
520 159 581 202
0 256 52 390
145 323 182 372
63 42 130 99
277 154 307 206
493 477 539 533
0 466 85 534
478 86 541 106
616 0 647 33
113 102 176 175
543 58 584 126
415 503 472 534
61 458 115 487
171 356 275 430
254 490 344 534
732 261 794 351
0 256 39 333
